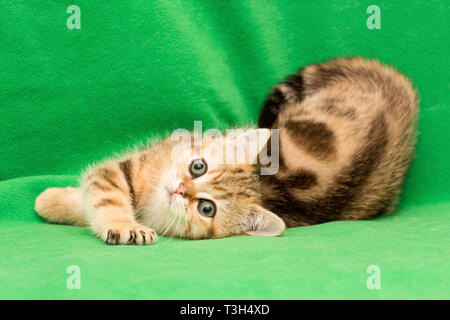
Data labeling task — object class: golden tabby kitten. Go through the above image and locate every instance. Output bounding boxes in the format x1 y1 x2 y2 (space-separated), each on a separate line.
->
35 129 285 245
258 57 418 226
35 57 417 245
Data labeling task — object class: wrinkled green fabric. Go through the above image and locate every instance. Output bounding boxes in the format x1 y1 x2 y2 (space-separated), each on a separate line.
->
0 0 448 299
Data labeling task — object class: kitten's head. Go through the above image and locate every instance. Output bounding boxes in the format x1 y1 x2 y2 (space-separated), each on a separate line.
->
146 129 286 239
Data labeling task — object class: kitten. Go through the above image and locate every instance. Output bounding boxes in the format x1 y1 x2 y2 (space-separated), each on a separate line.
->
35 57 417 244
258 57 418 226
35 129 286 245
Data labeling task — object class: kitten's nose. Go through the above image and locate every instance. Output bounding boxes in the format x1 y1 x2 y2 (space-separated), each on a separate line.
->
175 183 186 196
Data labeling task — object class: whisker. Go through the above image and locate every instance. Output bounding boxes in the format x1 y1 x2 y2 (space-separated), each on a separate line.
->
170 215 183 241
161 214 176 237
159 216 178 245
161 216 181 245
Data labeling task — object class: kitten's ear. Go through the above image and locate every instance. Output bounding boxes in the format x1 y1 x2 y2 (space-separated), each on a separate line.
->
225 128 271 164
245 205 286 237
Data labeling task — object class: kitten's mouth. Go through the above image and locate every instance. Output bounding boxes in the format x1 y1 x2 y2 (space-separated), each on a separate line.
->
165 187 183 204
165 188 175 198
169 192 183 201
165 190 187 220
165 185 174 197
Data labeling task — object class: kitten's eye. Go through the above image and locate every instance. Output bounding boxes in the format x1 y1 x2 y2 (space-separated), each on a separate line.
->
197 199 216 218
189 158 207 178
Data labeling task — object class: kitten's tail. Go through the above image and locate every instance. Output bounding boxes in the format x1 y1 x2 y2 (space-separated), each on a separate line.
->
258 72 304 128
35 187 88 226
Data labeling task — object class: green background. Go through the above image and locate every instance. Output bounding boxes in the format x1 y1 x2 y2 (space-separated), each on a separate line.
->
0 0 449 299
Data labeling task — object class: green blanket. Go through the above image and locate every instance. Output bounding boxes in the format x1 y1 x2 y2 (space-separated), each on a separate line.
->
0 0 449 299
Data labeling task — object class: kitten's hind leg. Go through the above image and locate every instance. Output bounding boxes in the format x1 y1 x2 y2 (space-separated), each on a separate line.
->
258 71 305 128
35 187 88 226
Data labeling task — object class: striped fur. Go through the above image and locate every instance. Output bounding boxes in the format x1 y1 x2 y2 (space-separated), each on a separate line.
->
34 57 417 243
258 57 418 226
35 130 285 245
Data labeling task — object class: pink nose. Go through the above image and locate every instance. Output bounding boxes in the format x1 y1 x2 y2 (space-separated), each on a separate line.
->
175 183 186 196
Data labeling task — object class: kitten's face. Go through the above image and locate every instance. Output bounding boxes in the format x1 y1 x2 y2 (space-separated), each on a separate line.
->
145 129 286 239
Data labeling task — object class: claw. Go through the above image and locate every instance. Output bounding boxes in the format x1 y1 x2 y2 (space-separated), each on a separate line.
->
128 230 137 245
106 229 120 245
140 230 146 245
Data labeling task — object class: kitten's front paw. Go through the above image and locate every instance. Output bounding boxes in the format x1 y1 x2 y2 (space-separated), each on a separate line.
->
100 223 158 245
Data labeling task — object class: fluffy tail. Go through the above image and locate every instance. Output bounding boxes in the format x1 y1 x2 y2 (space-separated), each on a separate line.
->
35 187 88 226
